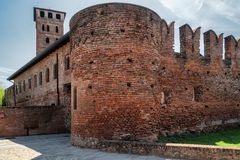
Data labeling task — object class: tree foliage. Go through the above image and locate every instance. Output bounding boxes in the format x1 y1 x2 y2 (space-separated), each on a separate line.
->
0 87 5 107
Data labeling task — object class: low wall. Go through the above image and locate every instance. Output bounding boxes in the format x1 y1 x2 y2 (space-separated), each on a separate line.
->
94 141 240 160
0 106 67 137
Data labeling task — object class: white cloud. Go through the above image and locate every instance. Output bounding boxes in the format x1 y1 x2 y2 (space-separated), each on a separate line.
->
157 0 204 19
0 66 14 88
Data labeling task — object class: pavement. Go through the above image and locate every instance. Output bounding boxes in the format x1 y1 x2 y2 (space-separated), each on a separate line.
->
0 134 179 160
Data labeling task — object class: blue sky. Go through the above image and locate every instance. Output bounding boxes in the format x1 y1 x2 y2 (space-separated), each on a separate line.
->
1 0 240 88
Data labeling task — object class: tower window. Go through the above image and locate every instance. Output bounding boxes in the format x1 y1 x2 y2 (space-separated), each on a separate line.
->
56 14 61 20
39 72 43 85
40 11 45 17
42 24 45 31
46 68 50 82
46 37 50 44
56 26 59 33
47 25 50 32
48 12 53 18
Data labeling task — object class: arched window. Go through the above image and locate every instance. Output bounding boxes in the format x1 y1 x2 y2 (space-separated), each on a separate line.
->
42 24 45 31
46 68 50 82
56 26 59 33
46 37 50 44
47 25 50 32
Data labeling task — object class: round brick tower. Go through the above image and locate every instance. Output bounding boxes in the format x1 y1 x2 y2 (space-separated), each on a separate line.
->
70 3 162 147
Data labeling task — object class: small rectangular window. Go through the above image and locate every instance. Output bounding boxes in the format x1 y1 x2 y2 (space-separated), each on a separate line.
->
64 56 70 70
34 75 37 87
74 87 77 110
19 82 22 93
54 64 58 79
39 72 43 85
15 85 18 95
194 86 203 102
23 80 26 91
48 12 53 18
40 11 45 18
56 14 61 20
46 68 50 82
28 78 32 89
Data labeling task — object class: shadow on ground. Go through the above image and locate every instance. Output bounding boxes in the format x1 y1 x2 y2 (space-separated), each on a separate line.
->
0 134 179 160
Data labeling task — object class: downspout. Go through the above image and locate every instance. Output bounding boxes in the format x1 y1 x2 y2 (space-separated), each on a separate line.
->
56 53 60 106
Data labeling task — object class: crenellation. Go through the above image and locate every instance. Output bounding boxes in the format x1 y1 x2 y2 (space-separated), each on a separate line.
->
179 24 201 57
160 19 174 53
204 30 224 67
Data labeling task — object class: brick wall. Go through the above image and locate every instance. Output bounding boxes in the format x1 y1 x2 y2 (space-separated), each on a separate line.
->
0 106 67 137
70 3 240 146
12 42 70 107
94 141 240 160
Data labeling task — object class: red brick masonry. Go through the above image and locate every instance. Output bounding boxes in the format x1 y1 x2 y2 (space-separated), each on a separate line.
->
96 141 240 160
0 106 67 137
70 3 240 145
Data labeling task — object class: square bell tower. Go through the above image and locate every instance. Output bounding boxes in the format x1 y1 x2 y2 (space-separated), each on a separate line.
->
34 7 66 55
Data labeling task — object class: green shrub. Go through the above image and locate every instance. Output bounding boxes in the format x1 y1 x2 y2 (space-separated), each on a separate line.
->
0 87 5 107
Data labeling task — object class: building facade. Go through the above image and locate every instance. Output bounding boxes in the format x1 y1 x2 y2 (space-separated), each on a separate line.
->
6 3 240 147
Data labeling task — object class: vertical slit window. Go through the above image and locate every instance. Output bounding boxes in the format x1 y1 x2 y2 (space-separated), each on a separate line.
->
28 78 32 89
39 72 43 85
42 24 45 31
46 68 50 82
74 87 77 110
34 75 37 88
54 64 58 79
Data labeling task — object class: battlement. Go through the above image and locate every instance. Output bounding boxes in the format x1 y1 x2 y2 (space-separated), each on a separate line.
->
156 20 240 73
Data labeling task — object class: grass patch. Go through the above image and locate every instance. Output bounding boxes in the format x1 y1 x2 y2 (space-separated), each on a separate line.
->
158 128 240 148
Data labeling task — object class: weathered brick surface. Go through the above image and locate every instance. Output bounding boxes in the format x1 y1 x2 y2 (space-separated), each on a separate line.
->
69 3 240 146
0 106 66 137
95 141 240 160
34 8 65 54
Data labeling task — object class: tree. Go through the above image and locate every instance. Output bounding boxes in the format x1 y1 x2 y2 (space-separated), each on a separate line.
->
0 87 5 107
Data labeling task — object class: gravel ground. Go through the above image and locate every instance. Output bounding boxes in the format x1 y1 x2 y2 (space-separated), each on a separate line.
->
0 134 179 160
